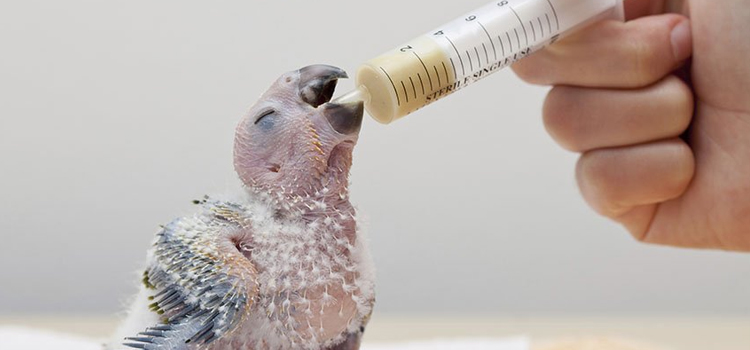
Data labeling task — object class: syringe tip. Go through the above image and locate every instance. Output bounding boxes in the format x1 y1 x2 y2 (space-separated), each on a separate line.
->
332 86 369 105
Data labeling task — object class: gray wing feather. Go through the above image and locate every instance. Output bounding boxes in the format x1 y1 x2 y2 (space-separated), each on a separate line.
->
124 201 257 350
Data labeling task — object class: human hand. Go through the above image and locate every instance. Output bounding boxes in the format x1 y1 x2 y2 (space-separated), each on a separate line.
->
512 0 750 251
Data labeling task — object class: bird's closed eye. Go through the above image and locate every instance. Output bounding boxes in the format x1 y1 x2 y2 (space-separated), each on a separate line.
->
254 110 277 129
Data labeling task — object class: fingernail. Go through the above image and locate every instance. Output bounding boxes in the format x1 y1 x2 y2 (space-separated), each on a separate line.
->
670 19 692 61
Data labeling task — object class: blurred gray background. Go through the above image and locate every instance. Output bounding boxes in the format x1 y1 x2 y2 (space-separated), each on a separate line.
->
1 0 748 317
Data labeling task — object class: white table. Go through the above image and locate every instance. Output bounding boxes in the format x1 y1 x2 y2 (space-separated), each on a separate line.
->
2 315 748 350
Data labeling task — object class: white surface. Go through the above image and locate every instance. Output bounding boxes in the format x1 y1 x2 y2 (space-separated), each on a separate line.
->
2 315 750 350
364 337 529 350
0 327 103 350
0 327 529 350
0 0 749 316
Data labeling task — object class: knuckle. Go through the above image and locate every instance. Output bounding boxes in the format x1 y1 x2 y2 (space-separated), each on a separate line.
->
663 139 695 192
647 76 695 137
665 77 695 131
543 87 586 151
576 152 625 216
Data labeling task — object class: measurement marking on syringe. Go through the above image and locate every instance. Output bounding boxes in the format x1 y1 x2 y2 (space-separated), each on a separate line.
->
409 76 417 99
448 58 458 80
509 7 529 46
474 47 482 68
506 32 513 53
477 21 498 61
433 66 442 87
444 36 466 76
545 14 552 34
530 21 537 41
513 29 521 50
417 73 426 94
380 66 401 106
412 52 434 91
545 0 560 30
441 61 450 83
538 17 545 37
401 81 409 103
482 43 489 65
498 35 506 56
466 50 474 71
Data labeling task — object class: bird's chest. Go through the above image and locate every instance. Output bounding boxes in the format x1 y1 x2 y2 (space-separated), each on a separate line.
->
239 222 373 349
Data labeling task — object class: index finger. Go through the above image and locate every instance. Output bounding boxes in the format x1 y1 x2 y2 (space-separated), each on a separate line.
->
511 14 691 88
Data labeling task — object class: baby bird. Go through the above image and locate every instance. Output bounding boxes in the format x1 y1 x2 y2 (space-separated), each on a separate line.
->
108 65 374 350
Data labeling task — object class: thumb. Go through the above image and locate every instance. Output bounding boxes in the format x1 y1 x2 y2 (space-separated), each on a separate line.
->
513 14 692 88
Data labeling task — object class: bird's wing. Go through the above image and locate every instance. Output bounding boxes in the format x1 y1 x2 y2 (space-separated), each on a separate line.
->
124 201 257 350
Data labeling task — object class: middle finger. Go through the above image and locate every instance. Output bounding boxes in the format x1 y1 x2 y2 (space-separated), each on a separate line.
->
543 75 694 152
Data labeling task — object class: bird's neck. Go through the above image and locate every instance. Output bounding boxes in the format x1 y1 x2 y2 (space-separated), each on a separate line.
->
247 184 355 224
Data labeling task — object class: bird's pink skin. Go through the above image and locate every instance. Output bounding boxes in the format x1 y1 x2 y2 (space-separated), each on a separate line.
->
225 65 369 349
234 66 362 220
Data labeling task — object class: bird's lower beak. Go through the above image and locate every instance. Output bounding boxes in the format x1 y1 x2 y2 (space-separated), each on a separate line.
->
323 101 364 135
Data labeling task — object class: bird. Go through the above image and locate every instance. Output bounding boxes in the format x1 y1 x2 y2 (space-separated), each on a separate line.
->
107 65 375 350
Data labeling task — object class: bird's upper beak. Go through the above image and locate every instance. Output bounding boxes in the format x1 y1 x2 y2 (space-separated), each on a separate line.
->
298 65 364 136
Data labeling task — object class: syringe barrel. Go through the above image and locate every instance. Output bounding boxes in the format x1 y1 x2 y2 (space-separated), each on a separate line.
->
356 0 624 124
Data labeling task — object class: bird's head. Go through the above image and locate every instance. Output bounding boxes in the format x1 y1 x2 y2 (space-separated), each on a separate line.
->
234 65 364 208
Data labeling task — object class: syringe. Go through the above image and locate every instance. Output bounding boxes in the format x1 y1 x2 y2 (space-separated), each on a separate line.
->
335 0 624 124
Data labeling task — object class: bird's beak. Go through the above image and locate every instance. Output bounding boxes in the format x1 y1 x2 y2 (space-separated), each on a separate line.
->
298 64 364 136
298 65 348 108
322 101 364 135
